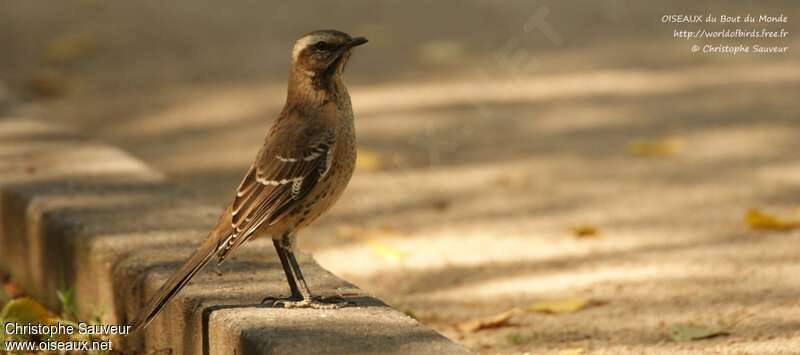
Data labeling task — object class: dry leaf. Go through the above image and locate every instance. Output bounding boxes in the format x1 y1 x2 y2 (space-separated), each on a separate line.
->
0 297 58 325
402 309 418 320
368 239 407 263
669 323 729 342
745 208 800 231
456 308 519 333
627 137 683 157
46 32 95 62
570 225 599 239
29 68 71 97
528 298 599 314
356 149 383 171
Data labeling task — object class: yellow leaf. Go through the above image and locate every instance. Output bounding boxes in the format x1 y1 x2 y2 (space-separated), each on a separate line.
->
627 137 683 157
368 239 407 263
456 308 519 333
46 32 95 62
528 298 599 314
745 208 800 231
356 149 384 172
570 225 599 238
669 323 729 342
0 297 58 325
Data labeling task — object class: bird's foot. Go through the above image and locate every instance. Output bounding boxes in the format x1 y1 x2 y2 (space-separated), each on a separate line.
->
261 295 352 309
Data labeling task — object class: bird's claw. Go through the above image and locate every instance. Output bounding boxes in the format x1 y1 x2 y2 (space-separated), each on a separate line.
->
260 295 353 309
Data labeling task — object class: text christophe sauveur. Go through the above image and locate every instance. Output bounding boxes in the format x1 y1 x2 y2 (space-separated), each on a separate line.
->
4 322 131 352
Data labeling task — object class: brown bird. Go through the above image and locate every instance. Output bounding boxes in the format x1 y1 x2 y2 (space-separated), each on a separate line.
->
130 29 367 331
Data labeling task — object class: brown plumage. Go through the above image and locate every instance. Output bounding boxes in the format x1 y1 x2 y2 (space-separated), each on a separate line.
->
130 30 366 332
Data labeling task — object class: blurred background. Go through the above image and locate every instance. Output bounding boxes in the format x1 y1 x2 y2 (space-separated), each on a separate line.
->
1 1 799 353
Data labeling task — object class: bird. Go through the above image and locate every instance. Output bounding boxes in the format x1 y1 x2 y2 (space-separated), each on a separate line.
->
130 29 368 332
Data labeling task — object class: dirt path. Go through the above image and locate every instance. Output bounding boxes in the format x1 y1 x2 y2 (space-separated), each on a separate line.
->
2 1 799 353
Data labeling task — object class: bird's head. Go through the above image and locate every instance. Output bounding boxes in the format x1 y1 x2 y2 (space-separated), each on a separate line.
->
290 30 367 82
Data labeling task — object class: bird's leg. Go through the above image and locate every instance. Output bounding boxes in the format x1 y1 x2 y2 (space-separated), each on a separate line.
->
262 237 302 304
276 238 302 297
285 247 313 301
263 234 351 309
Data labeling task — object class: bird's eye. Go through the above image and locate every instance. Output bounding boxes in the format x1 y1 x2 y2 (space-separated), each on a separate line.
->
313 41 331 51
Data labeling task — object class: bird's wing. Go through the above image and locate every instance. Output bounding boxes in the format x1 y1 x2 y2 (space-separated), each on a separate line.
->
131 115 335 331
216 120 335 260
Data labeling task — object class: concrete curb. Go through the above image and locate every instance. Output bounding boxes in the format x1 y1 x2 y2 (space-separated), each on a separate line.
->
0 116 472 355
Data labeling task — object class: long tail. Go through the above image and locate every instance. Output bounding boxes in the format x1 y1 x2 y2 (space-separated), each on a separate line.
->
129 231 223 333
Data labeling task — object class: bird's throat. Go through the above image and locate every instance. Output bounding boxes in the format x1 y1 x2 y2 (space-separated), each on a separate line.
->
287 70 344 108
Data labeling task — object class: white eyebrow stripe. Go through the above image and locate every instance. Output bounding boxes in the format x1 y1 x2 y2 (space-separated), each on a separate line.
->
291 33 339 61
292 36 318 61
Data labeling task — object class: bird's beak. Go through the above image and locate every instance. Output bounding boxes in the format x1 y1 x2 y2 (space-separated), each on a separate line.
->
330 36 367 66
343 37 368 48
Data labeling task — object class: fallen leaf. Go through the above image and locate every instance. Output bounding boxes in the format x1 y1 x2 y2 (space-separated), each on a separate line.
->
559 349 586 355
29 68 72 98
745 208 800 231
627 137 683 157
368 239 407 263
0 297 58 325
46 32 95 62
402 309 418 320
669 323 729 342
570 225 600 239
356 149 383 172
528 298 600 314
456 308 519 332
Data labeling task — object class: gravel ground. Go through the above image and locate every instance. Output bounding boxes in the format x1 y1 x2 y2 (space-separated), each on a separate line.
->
2 1 799 353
